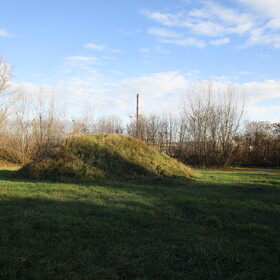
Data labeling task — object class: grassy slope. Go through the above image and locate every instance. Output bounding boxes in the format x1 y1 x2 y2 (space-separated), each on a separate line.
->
21 134 198 180
0 167 280 280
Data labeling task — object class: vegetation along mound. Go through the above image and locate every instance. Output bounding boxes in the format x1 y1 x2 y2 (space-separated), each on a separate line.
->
20 134 198 181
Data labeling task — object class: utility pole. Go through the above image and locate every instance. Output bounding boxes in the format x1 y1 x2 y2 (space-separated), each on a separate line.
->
136 93 140 138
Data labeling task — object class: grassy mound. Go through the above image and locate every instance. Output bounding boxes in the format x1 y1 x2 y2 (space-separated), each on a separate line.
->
20 134 198 181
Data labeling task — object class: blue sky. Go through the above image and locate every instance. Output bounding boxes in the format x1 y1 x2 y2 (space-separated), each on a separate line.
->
1 0 280 122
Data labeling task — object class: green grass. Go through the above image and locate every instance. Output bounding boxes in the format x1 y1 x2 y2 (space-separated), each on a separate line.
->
0 167 280 279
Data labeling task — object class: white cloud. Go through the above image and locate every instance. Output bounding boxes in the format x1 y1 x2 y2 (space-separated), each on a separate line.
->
143 4 255 37
247 105 280 122
55 76 280 122
63 56 98 63
58 56 102 77
13 59 280 123
142 1 280 48
236 70 251 76
115 71 189 115
237 1 280 48
210 37 230 46
119 72 188 97
160 38 205 48
148 28 180 38
146 26 205 49
185 69 201 78
84 42 122 53
139 45 170 57
16 69 190 120
245 28 280 48
239 0 280 18
206 2 255 34
183 20 227 37
109 70 124 76
116 28 142 35
84 43 106 51
11 81 43 94
0 28 13 37
139 48 151 54
266 18 280 29
190 79 280 122
243 79 280 103
142 10 180 26
188 9 211 19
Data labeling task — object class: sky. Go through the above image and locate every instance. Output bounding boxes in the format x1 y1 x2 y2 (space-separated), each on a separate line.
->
0 0 280 122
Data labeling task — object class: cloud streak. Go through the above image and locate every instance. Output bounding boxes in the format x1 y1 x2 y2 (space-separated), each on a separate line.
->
84 42 122 53
0 28 13 37
210 37 230 46
142 1 280 49
63 56 98 63
147 28 180 38
160 37 205 48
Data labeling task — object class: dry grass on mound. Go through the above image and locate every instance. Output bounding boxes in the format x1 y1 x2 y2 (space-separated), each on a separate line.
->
20 134 198 181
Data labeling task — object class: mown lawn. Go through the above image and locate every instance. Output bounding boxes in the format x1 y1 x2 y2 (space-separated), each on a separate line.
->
0 167 279 279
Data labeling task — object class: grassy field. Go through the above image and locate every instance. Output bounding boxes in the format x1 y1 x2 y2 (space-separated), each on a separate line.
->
0 166 279 279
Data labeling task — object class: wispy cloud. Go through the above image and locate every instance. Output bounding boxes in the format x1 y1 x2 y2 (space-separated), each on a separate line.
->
0 28 13 37
84 43 107 51
109 70 124 76
139 48 151 54
145 27 198 53
139 45 170 58
244 79 280 122
235 70 251 76
63 56 98 63
142 1 280 49
266 18 280 29
84 42 122 53
143 5 255 37
210 37 230 46
205 2 255 35
161 37 205 48
148 28 180 38
239 0 280 18
116 29 142 35
243 79 280 103
141 10 180 27
244 27 280 48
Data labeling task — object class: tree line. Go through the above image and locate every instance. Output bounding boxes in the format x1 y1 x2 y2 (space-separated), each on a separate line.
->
128 81 279 167
1 57 279 167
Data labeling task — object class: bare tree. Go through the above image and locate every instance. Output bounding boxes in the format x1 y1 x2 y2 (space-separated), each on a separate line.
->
31 87 65 155
240 121 280 167
96 115 123 134
0 57 13 126
72 105 95 134
2 90 35 163
0 57 11 93
0 87 66 164
0 57 17 160
181 81 245 167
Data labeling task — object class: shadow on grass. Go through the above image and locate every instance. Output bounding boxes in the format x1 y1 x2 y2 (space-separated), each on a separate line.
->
0 169 21 180
1 168 280 279
1 195 280 280
1 168 280 207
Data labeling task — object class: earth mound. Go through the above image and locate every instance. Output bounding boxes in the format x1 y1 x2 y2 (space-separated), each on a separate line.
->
20 134 198 181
